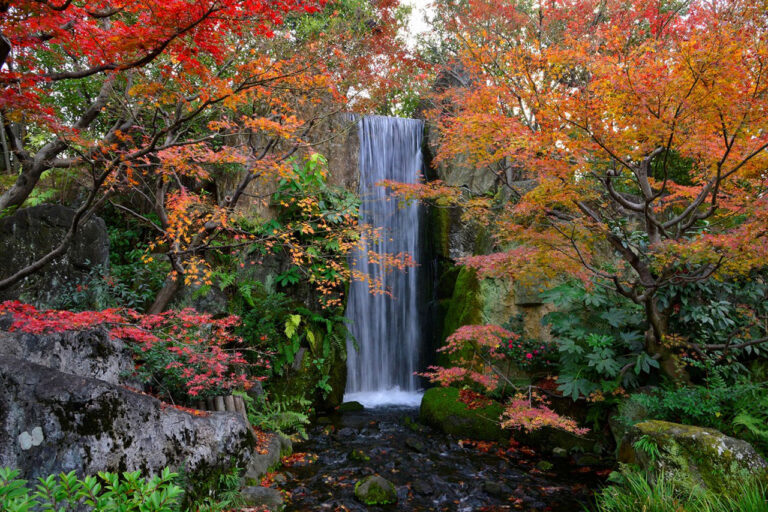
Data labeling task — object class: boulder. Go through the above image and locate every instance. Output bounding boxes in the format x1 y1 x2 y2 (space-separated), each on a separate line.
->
244 434 284 483
0 204 109 305
0 356 253 481
337 401 364 413
419 387 505 441
241 486 284 510
619 420 768 493
354 475 397 506
0 327 138 386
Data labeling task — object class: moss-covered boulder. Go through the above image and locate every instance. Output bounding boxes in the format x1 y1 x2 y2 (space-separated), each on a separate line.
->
419 387 505 441
354 475 397 505
619 420 768 494
337 401 364 413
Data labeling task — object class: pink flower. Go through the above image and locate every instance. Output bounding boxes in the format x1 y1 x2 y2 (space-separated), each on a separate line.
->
526 353 533 359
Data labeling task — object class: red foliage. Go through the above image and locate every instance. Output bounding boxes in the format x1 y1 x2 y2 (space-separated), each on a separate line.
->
418 324 515 391
458 389 494 410
0 300 261 397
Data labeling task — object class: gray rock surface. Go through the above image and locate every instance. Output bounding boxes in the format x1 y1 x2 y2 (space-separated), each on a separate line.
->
0 204 109 305
0 327 138 386
244 434 283 482
241 486 284 510
0 356 253 480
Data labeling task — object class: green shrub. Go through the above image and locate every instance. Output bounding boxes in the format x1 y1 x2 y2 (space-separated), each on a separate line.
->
0 467 182 512
623 372 768 454
540 281 654 400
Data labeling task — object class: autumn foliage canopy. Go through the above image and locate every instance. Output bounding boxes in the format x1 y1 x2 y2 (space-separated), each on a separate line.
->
419 0 768 374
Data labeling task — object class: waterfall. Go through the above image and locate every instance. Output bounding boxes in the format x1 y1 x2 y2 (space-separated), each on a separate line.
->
344 115 425 408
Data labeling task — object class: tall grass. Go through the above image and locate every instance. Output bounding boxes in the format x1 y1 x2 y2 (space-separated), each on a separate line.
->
591 469 768 512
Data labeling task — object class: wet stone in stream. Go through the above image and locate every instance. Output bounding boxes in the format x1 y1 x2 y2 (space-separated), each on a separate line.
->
276 407 602 511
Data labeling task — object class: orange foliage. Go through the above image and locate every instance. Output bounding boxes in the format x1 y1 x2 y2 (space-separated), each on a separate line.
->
417 0 768 366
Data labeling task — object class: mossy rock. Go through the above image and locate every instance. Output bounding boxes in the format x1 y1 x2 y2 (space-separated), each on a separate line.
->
442 267 483 341
338 401 364 413
354 475 397 505
419 387 506 442
438 268 483 368
619 420 768 494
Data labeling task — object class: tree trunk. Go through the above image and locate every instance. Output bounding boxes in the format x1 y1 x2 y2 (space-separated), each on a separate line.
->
645 297 687 382
0 164 44 212
147 274 182 314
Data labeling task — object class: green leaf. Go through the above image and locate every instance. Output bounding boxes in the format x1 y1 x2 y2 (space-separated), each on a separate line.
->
284 314 301 339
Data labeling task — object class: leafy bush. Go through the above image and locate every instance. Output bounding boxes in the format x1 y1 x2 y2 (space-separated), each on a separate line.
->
498 330 557 372
541 281 657 400
623 372 768 454
253 153 360 309
591 467 768 512
659 275 768 354
419 325 588 435
0 467 183 512
46 212 169 312
234 283 348 387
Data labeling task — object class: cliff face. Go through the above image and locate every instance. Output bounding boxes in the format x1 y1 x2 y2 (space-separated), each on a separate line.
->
0 204 109 305
0 327 253 481
419 95 555 352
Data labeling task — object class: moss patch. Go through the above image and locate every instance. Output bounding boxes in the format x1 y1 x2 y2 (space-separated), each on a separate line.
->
620 420 768 495
419 386 506 442
354 475 397 505
438 268 483 368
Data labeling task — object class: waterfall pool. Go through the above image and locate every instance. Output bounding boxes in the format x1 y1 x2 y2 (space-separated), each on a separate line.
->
276 407 603 511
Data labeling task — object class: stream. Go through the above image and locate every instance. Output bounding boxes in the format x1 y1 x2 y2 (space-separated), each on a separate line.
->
276 406 603 511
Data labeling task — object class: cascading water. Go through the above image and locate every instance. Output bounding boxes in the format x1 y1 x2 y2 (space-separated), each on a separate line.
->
343 115 425 408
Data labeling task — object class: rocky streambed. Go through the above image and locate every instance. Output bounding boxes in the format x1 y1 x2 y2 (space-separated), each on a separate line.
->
274 406 605 511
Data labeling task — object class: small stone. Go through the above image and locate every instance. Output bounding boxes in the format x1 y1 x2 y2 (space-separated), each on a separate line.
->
405 437 426 453
412 480 434 495
337 427 356 438
272 473 287 485
337 401 364 412
241 486 283 511
349 449 371 462
574 453 601 466
552 447 568 457
536 460 554 471
354 475 397 505
483 480 504 497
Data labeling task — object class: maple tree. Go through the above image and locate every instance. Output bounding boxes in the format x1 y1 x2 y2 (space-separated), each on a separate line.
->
419 0 768 378
0 0 424 312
